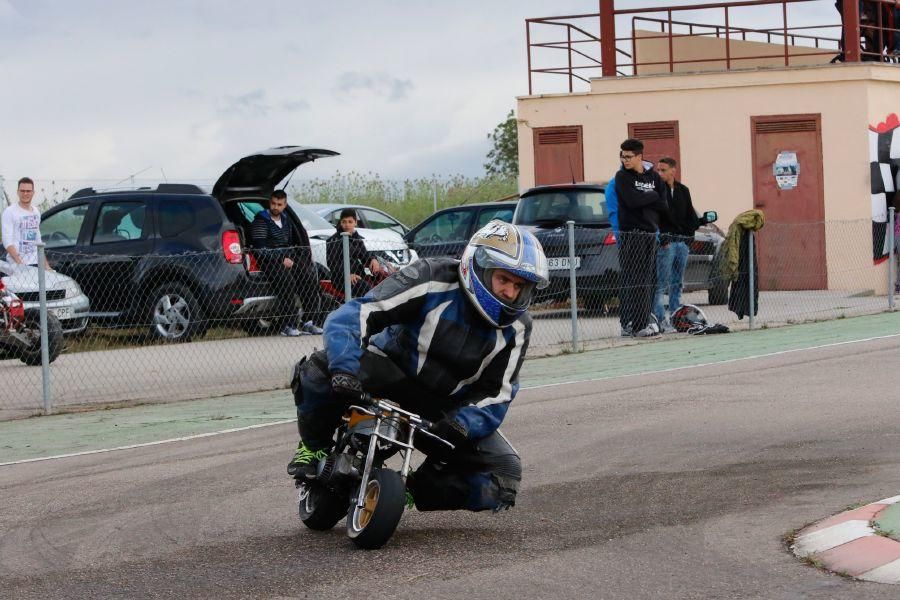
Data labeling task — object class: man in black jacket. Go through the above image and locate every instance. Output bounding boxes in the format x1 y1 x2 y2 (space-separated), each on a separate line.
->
250 190 322 336
326 208 383 299
610 139 669 338
653 157 701 332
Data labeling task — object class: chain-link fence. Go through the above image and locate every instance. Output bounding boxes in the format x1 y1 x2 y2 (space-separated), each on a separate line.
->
2 218 895 419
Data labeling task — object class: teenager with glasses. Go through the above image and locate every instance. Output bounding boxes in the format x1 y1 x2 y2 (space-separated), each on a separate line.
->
604 139 669 338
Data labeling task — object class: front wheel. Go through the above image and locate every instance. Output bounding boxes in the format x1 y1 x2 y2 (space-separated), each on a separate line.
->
16 309 64 365
346 468 405 549
297 481 348 531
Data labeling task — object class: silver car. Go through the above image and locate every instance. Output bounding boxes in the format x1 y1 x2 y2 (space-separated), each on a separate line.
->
0 260 90 334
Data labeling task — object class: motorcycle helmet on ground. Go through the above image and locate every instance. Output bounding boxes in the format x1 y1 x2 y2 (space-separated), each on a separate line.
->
459 220 550 328
671 304 708 333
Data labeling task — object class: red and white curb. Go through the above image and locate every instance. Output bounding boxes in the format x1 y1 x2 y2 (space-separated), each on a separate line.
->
792 495 900 583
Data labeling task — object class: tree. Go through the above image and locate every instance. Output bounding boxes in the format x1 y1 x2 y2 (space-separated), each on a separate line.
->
484 109 518 178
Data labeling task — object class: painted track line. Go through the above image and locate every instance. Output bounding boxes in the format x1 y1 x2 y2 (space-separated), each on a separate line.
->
524 331 900 390
0 419 294 467
3 331 899 468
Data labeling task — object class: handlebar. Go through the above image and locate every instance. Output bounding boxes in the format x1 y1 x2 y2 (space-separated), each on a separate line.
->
349 396 454 450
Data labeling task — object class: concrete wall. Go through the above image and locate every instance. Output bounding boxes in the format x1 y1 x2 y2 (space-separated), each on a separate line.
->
517 63 900 293
633 29 834 75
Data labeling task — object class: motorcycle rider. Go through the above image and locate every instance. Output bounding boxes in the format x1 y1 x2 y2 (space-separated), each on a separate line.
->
287 220 549 512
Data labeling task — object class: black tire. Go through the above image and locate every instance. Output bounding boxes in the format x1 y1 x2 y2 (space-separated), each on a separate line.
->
148 282 206 342
346 468 405 549
297 481 348 531
17 308 64 366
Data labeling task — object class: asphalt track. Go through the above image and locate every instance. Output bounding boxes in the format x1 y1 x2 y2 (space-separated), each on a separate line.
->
3 314 900 598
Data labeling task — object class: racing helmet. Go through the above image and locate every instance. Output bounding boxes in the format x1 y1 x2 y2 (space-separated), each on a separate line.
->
671 304 708 333
459 220 549 328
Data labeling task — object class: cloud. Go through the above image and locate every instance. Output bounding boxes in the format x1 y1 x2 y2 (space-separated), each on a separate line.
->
282 99 311 112
219 89 271 117
334 71 414 102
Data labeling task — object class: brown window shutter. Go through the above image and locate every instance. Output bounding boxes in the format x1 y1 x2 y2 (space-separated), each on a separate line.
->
630 122 677 140
754 119 818 134
536 127 580 145
533 126 584 185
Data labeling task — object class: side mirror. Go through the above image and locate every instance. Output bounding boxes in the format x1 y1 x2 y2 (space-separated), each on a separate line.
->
702 211 718 224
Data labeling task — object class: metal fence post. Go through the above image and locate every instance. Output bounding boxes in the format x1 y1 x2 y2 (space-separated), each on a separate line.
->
566 220 579 352
341 232 352 301
37 244 52 414
748 231 755 331
889 207 896 310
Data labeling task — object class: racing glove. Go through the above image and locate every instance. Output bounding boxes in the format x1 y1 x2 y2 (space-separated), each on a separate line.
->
330 372 363 402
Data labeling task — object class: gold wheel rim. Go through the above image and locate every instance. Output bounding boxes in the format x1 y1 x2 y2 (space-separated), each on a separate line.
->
357 481 380 529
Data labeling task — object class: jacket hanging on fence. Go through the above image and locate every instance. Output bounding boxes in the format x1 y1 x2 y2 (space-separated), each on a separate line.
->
724 209 765 320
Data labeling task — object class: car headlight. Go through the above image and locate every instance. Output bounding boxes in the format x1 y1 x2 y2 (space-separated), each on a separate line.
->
63 279 82 298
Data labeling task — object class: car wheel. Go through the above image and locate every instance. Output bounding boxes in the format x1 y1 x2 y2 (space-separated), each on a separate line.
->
148 283 205 342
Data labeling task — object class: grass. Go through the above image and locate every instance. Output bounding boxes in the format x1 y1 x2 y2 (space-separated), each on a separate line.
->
64 325 249 354
289 171 518 227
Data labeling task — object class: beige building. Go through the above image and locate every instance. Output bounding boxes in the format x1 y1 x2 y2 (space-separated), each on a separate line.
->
517 34 900 294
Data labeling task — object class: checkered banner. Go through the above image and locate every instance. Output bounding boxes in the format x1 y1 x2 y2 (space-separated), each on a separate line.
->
869 113 900 262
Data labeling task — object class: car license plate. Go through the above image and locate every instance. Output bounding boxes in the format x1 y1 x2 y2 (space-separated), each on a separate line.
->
52 307 72 320
547 257 581 270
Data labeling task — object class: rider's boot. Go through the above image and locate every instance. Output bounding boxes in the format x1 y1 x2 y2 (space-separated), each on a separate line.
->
287 441 329 478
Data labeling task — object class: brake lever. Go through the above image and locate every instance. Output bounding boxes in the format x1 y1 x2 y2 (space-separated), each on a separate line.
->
416 427 455 449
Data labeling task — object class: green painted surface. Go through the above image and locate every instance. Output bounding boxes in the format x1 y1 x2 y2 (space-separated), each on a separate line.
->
0 390 295 463
523 311 900 387
2 311 899 464
875 502 900 540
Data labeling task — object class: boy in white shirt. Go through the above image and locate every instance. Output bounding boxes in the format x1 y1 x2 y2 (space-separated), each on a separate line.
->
2 177 48 269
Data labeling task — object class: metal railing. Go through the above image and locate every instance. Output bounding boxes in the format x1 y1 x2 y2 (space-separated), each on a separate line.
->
526 0 900 94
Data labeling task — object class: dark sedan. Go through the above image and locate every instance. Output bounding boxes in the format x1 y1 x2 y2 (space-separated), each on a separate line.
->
512 183 726 310
404 201 518 260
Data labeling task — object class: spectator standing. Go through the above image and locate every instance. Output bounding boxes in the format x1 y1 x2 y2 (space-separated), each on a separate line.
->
2 177 49 269
653 157 701 332
605 139 668 338
250 189 323 336
326 208 383 299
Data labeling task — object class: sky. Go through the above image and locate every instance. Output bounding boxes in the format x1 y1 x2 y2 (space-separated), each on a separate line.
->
0 0 840 203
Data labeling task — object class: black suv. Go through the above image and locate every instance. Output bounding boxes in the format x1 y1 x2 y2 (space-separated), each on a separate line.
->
404 200 518 259
39 146 339 341
513 183 726 309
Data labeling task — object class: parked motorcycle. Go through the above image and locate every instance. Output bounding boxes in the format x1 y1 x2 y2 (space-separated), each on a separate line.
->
296 395 452 549
0 279 64 365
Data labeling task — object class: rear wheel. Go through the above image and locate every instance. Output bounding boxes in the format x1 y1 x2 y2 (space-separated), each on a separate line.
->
346 468 405 549
297 481 348 531
148 283 205 342
16 309 64 365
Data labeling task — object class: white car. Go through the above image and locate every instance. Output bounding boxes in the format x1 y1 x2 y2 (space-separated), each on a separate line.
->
0 259 90 334
289 202 418 276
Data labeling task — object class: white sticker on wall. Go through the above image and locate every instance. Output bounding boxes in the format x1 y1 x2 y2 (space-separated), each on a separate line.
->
774 151 800 190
